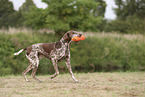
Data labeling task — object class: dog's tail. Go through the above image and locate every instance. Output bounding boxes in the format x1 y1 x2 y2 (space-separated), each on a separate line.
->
14 48 26 56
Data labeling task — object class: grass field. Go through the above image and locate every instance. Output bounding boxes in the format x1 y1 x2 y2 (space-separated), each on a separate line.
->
0 72 145 97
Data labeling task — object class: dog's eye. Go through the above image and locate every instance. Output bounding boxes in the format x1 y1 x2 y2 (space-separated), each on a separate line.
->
79 34 82 37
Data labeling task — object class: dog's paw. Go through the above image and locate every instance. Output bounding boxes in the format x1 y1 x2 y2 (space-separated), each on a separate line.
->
75 80 80 83
26 80 31 82
38 80 43 83
49 78 57 82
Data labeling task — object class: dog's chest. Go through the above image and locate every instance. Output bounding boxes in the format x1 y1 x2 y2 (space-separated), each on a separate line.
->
50 43 69 60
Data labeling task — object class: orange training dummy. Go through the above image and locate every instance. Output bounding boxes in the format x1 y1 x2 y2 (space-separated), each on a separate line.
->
71 35 85 42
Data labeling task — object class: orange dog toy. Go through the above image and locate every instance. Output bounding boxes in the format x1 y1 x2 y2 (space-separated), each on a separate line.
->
72 35 85 42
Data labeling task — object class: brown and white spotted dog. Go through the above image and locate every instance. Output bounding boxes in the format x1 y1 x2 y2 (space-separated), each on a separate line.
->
14 31 82 82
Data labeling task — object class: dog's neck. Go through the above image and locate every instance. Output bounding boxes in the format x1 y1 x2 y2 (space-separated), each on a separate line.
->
60 38 71 49
60 38 71 44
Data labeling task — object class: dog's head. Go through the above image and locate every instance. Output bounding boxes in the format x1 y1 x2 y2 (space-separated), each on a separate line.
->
62 31 82 43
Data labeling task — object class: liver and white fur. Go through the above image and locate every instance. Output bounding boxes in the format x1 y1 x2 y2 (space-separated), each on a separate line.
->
14 31 82 82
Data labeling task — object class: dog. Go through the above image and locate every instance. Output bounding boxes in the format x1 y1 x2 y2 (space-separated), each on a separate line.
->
14 31 82 82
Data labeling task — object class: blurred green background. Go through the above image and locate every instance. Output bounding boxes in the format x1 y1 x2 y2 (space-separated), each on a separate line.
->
0 0 145 75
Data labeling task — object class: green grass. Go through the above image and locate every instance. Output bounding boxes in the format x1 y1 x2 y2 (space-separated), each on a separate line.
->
0 72 145 97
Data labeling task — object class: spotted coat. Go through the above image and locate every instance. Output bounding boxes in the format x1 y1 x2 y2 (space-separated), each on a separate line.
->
14 31 82 82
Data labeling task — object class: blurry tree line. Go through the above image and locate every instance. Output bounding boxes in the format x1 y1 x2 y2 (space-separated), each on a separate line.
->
105 0 145 34
0 0 145 35
0 33 145 75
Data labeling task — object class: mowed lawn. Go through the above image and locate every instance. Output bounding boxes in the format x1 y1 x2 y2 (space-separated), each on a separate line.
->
0 72 145 97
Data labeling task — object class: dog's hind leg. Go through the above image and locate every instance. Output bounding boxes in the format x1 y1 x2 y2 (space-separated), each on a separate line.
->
31 60 42 82
22 62 33 82
31 67 42 82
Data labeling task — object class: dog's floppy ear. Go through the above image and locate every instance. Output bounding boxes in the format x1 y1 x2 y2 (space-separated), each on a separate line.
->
67 32 72 40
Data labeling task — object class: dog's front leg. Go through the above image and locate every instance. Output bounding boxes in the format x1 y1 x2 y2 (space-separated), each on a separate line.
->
65 58 79 82
50 59 59 79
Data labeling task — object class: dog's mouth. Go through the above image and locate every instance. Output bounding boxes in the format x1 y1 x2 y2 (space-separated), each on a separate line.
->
71 34 85 43
74 35 81 43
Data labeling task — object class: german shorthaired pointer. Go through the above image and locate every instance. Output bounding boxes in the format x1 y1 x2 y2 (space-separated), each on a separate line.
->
14 31 82 82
